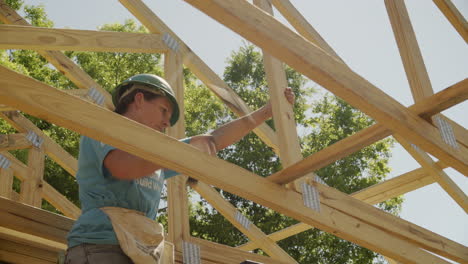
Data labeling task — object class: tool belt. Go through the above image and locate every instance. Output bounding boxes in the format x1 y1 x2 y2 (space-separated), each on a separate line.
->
100 207 172 264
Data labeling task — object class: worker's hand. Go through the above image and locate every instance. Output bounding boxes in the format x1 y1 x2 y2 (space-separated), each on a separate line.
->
189 135 217 156
284 87 295 105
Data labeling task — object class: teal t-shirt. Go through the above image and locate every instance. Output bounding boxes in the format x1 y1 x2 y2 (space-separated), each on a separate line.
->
67 136 189 247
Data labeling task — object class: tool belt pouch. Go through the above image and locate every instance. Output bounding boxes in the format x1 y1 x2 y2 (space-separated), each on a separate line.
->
100 207 165 264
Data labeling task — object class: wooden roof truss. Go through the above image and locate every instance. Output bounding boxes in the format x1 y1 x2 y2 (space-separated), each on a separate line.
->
0 0 467 263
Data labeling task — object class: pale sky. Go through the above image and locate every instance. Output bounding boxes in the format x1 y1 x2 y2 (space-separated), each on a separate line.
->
21 0 468 254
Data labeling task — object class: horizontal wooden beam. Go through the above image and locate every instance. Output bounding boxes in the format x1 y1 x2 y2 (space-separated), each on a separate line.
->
0 197 73 244
184 0 468 176
0 1 114 109
0 133 31 151
0 226 66 252
118 0 280 153
433 0 468 43
0 24 168 53
0 104 15 111
269 78 468 184
0 66 459 263
0 238 58 264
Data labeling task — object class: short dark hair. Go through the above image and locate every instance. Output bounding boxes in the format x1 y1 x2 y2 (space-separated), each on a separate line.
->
114 85 162 115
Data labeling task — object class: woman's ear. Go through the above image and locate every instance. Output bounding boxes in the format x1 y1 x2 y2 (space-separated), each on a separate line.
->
133 92 145 108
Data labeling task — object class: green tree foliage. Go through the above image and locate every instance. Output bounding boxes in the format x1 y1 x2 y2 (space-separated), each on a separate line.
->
0 2 401 261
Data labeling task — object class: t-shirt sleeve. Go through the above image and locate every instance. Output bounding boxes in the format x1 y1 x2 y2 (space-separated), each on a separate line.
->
88 137 117 176
164 137 191 179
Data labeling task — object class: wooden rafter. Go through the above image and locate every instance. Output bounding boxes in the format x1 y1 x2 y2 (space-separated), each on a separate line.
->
0 0 114 109
1 66 464 263
182 0 468 176
433 0 468 43
268 74 468 185
190 180 297 263
0 24 168 53
385 0 468 212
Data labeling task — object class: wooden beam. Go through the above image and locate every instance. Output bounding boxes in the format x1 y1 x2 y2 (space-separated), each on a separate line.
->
183 0 468 176
182 237 293 264
42 181 80 219
1 150 80 218
0 111 78 176
414 78 468 120
433 0 468 43
118 0 280 153
190 180 297 263
0 133 31 151
0 66 460 263
254 0 312 192
270 0 467 162
0 24 168 53
240 163 443 251
443 115 468 149
268 123 390 184
269 0 343 63
0 104 14 111
0 151 30 180
241 168 464 263
0 0 114 110
0 168 13 199
386 0 468 212
0 226 66 252
268 76 468 185
0 196 73 244
0 238 58 264
385 0 435 101
238 221 312 251
396 135 468 213
164 50 190 251
19 146 45 207
272 0 467 146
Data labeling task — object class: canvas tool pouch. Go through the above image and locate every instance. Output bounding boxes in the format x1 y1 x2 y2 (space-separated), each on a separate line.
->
100 207 168 264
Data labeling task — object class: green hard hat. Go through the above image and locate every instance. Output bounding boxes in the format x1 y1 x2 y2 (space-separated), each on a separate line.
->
113 74 180 126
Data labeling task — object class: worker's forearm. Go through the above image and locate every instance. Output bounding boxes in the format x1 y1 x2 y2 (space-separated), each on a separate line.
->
211 103 272 150
104 149 164 180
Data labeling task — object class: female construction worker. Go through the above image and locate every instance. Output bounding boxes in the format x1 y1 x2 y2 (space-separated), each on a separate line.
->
64 74 294 263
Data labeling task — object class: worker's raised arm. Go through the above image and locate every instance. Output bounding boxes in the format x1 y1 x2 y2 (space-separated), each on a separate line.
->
210 87 295 151
104 149 165 180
